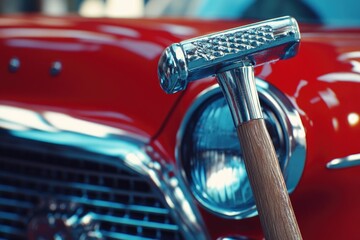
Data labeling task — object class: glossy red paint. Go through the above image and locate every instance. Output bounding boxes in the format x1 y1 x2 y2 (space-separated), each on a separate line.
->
1 15 360 239
0 15 191 140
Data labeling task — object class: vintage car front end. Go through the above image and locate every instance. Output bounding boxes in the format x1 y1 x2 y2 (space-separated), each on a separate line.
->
0 15 360 240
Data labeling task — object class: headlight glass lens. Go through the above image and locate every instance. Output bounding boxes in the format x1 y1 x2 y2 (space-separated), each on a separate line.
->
178 85 289 219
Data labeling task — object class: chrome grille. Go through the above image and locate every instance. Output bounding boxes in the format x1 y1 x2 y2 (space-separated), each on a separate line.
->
0 143 183 240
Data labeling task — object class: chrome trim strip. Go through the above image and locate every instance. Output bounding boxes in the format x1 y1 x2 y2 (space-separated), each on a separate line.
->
0 104 208 240
327 153 360 169
176 78 306 219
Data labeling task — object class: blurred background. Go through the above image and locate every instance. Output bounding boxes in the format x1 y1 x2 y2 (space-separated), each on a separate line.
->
0 0 359 27
0 0 148 18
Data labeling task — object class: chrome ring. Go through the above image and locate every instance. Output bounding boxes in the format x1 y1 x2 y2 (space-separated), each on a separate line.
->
176 78 306 219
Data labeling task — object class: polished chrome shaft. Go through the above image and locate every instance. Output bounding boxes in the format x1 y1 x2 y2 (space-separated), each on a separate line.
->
217 62 262 125
158 16 300 94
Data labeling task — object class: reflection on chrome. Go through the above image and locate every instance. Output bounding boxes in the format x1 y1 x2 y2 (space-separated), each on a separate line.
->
0 103 208 240
172 179 197 224
327 153 360 169
145 146 208 238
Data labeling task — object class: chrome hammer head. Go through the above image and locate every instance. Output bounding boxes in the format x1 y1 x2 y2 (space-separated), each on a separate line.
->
158 16 300 94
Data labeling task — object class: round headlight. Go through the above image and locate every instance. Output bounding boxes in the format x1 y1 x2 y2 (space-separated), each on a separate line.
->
177 79 306 219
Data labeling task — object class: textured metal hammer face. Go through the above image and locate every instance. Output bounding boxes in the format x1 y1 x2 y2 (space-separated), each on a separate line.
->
158 16 300 94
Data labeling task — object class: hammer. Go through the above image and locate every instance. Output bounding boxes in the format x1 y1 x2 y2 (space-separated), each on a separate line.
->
158 16 302 239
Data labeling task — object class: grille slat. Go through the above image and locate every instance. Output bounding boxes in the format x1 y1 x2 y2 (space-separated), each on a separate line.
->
102 230 157 240
0 143 183 240
0 211 25 223
0 155 143 183
0 224 24 238
0 171 157 199
95 214 179 231
0 197 34 209
0 208 178 233
0 184 169 215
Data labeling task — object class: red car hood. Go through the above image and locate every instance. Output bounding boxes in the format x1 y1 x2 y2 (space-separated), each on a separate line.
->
0 15 359 142
1 15 360 240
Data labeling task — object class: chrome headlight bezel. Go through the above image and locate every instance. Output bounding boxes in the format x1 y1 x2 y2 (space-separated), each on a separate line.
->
176 78 306 219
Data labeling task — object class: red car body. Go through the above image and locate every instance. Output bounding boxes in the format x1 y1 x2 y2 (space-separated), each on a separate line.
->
0 15 360 239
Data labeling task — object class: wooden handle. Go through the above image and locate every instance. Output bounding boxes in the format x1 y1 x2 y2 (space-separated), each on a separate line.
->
237 119 302 240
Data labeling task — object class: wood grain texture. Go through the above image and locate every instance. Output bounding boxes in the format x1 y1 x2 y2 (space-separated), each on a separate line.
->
237 119 302 240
